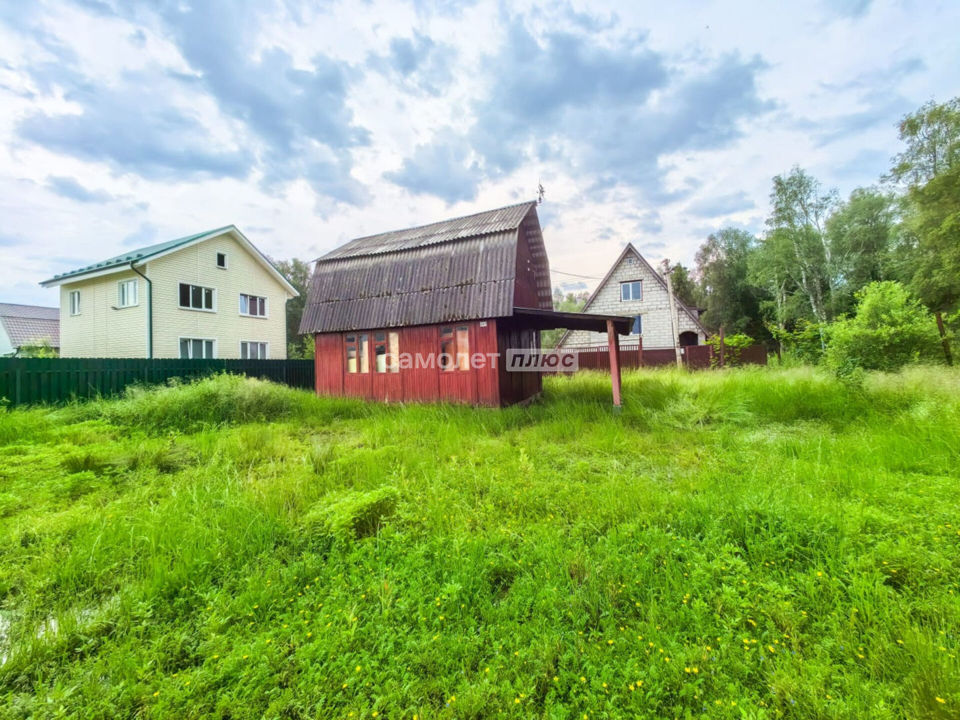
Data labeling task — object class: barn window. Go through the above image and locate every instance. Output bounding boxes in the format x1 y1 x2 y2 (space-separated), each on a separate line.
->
345 334 369 373
439 327 454 371
345 335 358 373
358 334 369 372
620 280 642 301
374 331 400 373
456 326 470 370
440 325 469 371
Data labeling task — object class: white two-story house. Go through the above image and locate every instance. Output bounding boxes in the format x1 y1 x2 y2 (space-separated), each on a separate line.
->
40 226 298 359
557 243 707 349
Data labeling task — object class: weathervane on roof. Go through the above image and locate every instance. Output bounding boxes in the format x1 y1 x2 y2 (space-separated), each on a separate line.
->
537 180 545 205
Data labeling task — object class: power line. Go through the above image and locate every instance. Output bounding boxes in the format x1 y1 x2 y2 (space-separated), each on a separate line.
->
550 268 603 280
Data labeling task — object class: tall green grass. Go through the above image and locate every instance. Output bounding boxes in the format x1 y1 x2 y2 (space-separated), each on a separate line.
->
0 367 958 719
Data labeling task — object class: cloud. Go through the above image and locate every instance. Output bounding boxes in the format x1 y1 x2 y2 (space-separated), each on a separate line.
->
18 66 253 180
384 131 481 203
0 233 23 247
385 19 772 204
686 191 755 218
367 32 456 95
122 221 159 247
826 0 873 19
141 0 370 203
46 176 115 203
15 0 370 204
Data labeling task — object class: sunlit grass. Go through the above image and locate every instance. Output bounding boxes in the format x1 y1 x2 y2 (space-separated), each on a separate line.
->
0 367 958 719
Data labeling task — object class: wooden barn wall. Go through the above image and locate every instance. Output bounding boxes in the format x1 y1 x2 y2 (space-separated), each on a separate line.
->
312 319 503 406
513 221 539 308
495 320 541 406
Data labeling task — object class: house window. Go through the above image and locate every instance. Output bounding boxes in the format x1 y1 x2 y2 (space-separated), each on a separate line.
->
631 315 642 335
345 333 369 373
179 338 215 359
620 280 642 301
456 325 470 370
117 279 138 308
179 283 215 311
374 331 400 373
240 341 268 359
69 290 80 316
216 252 227 269
439 325 470 371
239 294 267 317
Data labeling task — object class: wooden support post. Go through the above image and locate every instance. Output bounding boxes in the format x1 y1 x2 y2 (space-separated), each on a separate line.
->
607 319 622 409
936 312 953 366
719 325 725 368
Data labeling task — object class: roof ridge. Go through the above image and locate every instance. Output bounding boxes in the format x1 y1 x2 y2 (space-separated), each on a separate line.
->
0 302 58 311
345 200 536 246
42 225 237 284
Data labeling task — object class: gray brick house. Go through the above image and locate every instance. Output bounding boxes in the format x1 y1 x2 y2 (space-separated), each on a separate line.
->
557 244 707 349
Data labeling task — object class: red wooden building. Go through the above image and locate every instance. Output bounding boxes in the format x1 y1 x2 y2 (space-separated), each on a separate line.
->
299 202 631 407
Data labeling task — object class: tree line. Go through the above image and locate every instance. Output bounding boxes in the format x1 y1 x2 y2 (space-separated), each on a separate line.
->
656 96 958 367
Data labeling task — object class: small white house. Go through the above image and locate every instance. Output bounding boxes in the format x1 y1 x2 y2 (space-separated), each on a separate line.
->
557 243 707 349
40 226 298 359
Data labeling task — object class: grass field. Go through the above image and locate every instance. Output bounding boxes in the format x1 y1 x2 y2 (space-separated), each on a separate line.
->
1 367 958 719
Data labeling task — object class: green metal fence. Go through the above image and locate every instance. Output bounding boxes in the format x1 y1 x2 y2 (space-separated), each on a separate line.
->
0 357 315 407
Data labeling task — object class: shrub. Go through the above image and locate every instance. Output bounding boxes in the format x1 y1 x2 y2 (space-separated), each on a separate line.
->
706 332 755 367
304 486 400 539
825 281 943 377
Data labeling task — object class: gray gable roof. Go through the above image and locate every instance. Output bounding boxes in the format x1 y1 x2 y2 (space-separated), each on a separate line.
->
300 202 547 334
320 202 536 260
0 303 60 349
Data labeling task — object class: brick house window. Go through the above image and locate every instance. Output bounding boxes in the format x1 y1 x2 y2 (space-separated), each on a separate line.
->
620 280 642 301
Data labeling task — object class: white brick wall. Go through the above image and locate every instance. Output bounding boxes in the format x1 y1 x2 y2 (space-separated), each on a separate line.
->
558 248 706 349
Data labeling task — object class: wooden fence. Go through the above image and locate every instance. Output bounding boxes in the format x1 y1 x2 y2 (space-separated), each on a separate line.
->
563 343 767 372
0 357 315 408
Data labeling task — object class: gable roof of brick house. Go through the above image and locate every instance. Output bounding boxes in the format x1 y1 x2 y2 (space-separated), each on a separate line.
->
556 243 708 347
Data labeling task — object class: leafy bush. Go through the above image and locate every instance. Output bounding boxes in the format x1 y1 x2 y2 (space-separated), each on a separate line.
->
825 281 943 377
304 486 400 539
706 332 755 367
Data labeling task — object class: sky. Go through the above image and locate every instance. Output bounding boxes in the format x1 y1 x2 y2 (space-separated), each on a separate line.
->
0 0 957 306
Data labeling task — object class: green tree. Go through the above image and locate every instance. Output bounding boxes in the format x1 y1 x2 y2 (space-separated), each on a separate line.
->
543 288 589 347
668 263 697 308
824 187 899 314
761 167 839 324
274 258 313 358
889 97 960 363
888 98 960 186
696 228 767 339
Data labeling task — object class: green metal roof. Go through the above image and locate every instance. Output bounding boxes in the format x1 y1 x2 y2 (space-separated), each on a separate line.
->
43 226 235 284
